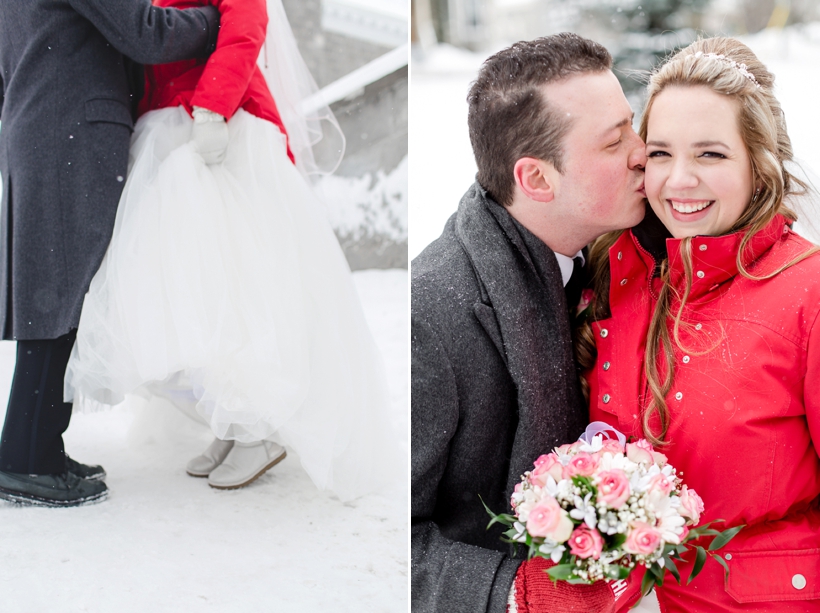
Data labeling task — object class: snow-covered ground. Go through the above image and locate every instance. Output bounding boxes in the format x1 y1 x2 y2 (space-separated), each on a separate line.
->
410 26 820 258
0 269 408 613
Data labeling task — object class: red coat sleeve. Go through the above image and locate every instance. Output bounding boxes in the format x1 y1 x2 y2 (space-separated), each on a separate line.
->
190 0 268 119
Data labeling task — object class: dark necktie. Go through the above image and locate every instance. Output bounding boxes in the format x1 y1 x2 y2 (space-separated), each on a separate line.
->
564 256 585 315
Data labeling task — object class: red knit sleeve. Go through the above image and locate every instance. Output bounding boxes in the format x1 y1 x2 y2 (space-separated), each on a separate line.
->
190 0 268 119
512 557 616 613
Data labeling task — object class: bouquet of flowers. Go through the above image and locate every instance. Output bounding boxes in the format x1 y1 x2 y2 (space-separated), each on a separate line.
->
484 423 742 595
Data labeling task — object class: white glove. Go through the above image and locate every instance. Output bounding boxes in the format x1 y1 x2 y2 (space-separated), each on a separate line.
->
191 106 228 165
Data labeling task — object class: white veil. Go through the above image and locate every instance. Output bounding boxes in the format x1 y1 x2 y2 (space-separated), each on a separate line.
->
257 0 346 178
786 158 820 245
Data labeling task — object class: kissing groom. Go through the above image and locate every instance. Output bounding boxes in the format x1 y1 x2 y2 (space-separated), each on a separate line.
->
0 0 219 506
412 34 647 612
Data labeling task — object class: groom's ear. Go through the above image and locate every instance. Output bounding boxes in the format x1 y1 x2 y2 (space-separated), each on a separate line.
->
513 157 557 203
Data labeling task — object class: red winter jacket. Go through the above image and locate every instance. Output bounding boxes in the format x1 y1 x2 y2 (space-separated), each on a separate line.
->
588 214 820 612
139 0 294 162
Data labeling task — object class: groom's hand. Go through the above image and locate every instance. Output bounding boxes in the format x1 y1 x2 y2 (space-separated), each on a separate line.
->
191 106 228 164
509 557 617 613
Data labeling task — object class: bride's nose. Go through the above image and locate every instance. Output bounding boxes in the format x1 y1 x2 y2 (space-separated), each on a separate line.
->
666 159 699 190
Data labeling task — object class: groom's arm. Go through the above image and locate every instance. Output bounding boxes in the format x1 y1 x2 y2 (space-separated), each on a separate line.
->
67 0 219 65
411 316 521 613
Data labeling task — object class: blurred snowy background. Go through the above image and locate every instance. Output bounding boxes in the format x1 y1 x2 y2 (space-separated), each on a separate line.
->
0 2 409 611
287 0 409 269
410 0 820 257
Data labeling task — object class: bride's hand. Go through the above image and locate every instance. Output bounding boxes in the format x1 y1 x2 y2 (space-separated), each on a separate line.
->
511 557 619 613
191 106 228 165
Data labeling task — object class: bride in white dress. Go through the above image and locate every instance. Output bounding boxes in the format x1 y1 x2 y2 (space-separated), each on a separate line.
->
64 0 395 501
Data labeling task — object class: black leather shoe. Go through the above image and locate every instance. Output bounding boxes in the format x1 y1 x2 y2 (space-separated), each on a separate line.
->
0 469 108 507
66 456 106 481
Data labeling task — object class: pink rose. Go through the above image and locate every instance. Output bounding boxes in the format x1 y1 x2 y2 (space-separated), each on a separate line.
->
649 473 675 496
531 455 564 487
652 450 668 466
526 498 574 543
576 288 594 316
626 442 654 465
678 486 705 525
624 521 662 555
565 452 599 478
533 453 556 469
600 438 625 456
568 525 604 559
556 441 583 456
678 525 690 542
597 469 631 508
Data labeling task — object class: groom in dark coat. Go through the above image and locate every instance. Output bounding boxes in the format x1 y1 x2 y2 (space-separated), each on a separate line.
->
0 0 220 506
411 34 648 613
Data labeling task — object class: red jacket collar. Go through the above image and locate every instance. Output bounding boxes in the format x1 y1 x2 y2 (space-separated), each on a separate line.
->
625 214 790 301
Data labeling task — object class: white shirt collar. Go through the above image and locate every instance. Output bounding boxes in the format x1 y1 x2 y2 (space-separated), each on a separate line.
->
554 250 585 287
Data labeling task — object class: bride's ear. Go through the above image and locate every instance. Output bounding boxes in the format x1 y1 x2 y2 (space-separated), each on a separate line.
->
513 157 556 203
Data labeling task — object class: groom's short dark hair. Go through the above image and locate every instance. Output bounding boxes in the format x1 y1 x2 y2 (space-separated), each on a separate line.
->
467 33 612 206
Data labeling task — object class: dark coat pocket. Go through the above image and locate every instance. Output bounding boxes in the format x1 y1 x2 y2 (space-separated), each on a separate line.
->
725 549 820 603
85 98 134 131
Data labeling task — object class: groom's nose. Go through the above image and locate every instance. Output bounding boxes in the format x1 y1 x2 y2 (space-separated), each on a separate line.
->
627 132 647 171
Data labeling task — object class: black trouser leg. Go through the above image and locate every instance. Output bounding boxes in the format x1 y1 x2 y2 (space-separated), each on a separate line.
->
0 330 77 474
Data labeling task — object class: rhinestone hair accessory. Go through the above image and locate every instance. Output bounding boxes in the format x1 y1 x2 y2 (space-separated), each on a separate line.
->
693 51 761 88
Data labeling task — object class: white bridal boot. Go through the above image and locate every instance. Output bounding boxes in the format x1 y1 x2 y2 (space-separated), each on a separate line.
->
207 441 287 490
186 437 235 477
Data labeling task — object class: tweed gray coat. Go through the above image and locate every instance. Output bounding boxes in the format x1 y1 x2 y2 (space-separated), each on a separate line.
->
0 0 219 340
411 183 588 613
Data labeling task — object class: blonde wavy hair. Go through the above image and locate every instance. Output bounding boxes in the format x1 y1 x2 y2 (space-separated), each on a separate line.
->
576 37 817 446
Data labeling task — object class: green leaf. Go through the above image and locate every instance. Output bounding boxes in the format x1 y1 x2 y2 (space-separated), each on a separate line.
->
712 553 730 579
486 513 515 530
686 526 719 539
570 476 598 497
641 566 656 596
610 533 627 549
479 495 495 517
664 556 681 584
480 496 510 531
605 565 630 581
708 525 745 551
687 546 707 585
648 562 664 582
546 564 577 581
695 529 721 537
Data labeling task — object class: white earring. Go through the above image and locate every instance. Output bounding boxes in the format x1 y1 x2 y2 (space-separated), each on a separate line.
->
751 187 761 204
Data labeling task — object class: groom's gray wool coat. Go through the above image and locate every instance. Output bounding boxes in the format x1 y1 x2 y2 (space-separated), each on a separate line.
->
411 183 588 613
0 0 219 341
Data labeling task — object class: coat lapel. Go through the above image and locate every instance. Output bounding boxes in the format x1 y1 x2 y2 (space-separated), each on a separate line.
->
455 183 587 496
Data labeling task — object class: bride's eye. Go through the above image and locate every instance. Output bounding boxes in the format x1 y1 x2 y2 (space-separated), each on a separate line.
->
700 151 726 159
647 150 669 158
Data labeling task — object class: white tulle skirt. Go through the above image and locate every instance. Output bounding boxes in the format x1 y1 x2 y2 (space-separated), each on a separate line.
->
65 107 394 500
